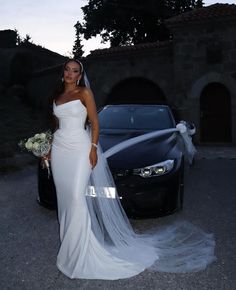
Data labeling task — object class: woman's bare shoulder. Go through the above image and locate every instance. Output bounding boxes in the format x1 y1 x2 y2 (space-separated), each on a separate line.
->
79 87 94 100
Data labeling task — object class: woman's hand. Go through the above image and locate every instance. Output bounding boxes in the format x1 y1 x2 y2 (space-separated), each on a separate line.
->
89 147 98 169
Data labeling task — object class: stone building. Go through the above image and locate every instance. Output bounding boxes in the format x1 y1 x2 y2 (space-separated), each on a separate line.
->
25 4 236 144
84 4 236 144
0 30 17 48
0 29 66 87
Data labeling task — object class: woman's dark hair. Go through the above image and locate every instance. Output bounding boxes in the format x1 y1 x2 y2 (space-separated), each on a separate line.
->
53 58 86 101
47 58 86 130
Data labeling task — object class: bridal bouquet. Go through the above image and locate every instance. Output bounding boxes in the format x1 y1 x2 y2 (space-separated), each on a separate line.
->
18 130 52 176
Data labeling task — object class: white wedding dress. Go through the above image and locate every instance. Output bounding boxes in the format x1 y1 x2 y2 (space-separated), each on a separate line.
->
51 99 216 280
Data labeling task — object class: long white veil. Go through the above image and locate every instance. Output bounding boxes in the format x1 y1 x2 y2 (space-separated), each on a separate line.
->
84 72 215 273
85 121 215 273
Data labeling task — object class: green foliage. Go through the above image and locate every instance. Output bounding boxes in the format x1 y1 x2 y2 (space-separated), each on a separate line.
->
15 29 34 48
23 34 32 43
12 29 20 45
77 0 203 47
73 22 84 58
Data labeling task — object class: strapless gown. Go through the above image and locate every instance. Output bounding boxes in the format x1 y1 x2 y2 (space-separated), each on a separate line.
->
51 99 216 280
51 100 147 279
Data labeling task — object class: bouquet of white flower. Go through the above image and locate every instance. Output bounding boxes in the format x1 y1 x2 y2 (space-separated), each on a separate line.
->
18 130 53 176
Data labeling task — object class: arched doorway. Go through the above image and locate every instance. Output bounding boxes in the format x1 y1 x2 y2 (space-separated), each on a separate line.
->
200 83 232 143
106 78 166 105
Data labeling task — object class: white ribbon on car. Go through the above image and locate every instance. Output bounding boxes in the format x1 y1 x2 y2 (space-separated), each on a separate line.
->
104 123 197 164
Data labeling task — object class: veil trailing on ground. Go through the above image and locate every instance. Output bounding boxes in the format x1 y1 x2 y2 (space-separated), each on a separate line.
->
83 69 215 273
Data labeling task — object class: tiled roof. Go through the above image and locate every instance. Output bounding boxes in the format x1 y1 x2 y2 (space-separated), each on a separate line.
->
89 40 171 56
166 3 236 26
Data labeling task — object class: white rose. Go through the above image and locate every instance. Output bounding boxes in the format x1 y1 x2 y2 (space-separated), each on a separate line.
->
25 141 33 150
32 142 40 150
39 133 46 140
34 133 40 138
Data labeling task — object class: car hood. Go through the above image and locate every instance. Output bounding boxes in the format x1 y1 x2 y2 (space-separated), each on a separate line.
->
99 130 180 169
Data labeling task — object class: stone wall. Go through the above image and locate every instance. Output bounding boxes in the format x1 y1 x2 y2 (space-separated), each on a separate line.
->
26 65 62 108
169 18 236 142
85 43 174 109
0 30 16 48
0 48 17 85
0 44 65 87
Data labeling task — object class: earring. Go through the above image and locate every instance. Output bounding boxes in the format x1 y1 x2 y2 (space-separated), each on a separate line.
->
61 77 64 83
77 79 80 85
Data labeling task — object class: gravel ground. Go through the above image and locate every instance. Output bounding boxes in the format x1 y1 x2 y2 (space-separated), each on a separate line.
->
0 151 236 290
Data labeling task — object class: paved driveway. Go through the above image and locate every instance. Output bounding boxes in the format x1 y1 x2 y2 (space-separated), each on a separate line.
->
0 148 236 290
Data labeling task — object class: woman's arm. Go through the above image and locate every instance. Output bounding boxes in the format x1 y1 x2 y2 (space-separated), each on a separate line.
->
82 88 99 145
82 88 99 168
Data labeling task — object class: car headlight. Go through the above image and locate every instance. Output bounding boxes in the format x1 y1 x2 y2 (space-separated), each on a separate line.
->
133 160 174 178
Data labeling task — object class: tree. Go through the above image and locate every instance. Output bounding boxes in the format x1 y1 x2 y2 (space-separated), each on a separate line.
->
23 34 32 44
196 0 204 8
15 30 34 47
14 29 22 45
73 22 84 58
76 0 203 47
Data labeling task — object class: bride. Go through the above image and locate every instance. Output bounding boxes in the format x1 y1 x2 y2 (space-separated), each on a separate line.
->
46 58 215 280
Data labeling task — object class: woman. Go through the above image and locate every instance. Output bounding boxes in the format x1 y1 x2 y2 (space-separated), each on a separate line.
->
46 59 215 280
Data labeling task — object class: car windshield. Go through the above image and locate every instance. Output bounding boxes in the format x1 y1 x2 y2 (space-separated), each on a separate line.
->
99 105 175 131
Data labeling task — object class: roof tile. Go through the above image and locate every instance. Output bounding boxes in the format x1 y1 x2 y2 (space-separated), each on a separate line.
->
167 3 236 25
89 40 171 56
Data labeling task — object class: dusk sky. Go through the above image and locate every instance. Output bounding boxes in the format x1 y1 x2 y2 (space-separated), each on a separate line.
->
1 0 235 56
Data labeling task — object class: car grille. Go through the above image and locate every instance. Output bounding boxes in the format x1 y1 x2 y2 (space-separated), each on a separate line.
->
113 169 132 180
